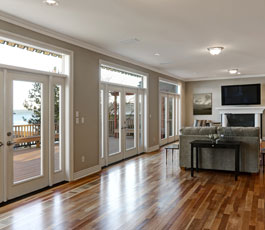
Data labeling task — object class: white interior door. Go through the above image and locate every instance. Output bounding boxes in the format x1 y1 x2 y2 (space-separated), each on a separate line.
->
106 85 124 164
49 77 65 185
160 93 181 145
6 70 49 200
102 85 141 165
167 95 175 143
160 93 168 145
0 69 4 203
175 95 181 139
123 88 138 158
138 89 145 154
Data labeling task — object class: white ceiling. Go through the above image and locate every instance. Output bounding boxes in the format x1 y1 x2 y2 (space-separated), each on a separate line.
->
1 0 265 81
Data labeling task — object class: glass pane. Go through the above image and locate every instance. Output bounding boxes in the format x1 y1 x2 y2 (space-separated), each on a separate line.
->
13 81 42 183
101 65 144 88
0 39 67 74
108 91 120 155
139 94 143 148
100 90 104 159
169 97 174 137
175 98 179 135
126 93 136 150
54 85 61 172
159 81 179 94
161 96 167 139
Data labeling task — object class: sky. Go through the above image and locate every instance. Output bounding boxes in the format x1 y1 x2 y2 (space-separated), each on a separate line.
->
13 81 35 110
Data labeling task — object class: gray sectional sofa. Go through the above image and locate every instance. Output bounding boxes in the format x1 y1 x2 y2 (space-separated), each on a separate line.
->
179 127 260 173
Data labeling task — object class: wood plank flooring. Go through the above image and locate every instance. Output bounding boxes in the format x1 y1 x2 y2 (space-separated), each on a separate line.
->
0 147 265 229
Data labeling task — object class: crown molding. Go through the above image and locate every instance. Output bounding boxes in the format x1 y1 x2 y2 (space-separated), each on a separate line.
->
0 11 184 81
185 74 265 82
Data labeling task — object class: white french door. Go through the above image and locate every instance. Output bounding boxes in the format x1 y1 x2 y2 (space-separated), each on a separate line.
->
160 93 181 146
0 70 4 203
0 69 66 201
100 84 144 166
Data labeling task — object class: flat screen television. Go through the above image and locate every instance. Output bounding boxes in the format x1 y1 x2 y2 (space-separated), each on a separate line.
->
221 84 261 105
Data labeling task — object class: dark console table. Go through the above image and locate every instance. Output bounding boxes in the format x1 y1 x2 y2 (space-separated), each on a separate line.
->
190 140 241 181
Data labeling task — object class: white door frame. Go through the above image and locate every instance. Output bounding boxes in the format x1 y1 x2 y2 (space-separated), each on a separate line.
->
0 70 5 203
123 87 138 159
0 67 70 201
49 76 66 185
100 82 147 166
6 70 50 199
159 92 181 146
0 30 74 184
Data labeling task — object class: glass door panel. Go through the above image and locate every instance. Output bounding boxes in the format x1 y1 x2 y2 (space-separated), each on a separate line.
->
168 97 174 137
51 78 65 185
138 92 144 153
6 71 49 200
0 70 4 203
160 94 167 145
12 80 43 183
108 91 121 155
125 92 136 150
54 84 61 172
124 89 138 159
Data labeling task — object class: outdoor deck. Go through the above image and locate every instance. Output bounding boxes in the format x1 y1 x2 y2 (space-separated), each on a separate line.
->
13 145 59 183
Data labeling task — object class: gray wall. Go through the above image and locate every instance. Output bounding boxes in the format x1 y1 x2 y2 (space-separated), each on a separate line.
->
0 20 185 173
185 77 265 137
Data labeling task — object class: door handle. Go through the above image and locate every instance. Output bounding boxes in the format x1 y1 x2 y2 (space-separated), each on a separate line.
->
7 141 15 146
0 142 3 147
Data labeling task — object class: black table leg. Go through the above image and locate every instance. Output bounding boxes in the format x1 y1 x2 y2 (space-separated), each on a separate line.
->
235 146 239 181
196 147 199 172
191 145 194 177
262 153 265 172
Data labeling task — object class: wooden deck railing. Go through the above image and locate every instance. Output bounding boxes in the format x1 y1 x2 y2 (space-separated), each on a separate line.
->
13 124 59 147
109 118 134 136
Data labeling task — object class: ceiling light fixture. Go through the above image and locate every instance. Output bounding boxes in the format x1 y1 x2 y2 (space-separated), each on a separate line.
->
43 0 59 6
228 69 239 75
207 47 224 55
154 53 160 56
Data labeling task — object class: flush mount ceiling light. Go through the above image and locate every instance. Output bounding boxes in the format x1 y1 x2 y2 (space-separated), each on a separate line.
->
43 0 59 6
154 53 160 56
207 47 224 55
229 69 239 75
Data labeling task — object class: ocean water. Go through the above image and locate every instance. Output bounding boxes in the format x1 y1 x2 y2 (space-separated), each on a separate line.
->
13 110 33 125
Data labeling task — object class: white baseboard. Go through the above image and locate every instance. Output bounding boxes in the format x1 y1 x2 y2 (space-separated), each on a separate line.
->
147 145 160 152
73 165 101 181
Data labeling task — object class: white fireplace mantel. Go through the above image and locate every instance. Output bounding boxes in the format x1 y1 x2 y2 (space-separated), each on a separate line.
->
216 106 265 127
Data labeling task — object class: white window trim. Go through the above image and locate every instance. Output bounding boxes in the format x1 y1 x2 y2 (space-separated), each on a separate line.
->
98 60 149 166
0 30 74 184
159 78 182 146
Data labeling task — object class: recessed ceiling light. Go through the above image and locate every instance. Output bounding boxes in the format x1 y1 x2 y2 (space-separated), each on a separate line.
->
207 47 224 55
43 0 59 6
154 53 160 56
228 69 239 74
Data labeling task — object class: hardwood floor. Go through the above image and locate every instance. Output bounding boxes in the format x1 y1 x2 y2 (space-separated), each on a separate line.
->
0 147 265 229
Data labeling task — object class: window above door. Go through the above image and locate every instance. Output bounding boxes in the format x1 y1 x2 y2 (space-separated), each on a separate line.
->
0 38 70 75
100 61 147 89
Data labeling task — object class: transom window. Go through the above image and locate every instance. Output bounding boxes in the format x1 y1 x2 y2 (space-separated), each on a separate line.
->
159 80 180 94
0 38 69 75
100 64 147 88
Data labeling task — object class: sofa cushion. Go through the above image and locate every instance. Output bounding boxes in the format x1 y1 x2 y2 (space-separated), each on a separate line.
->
217 127 259 137
180 127 217 135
